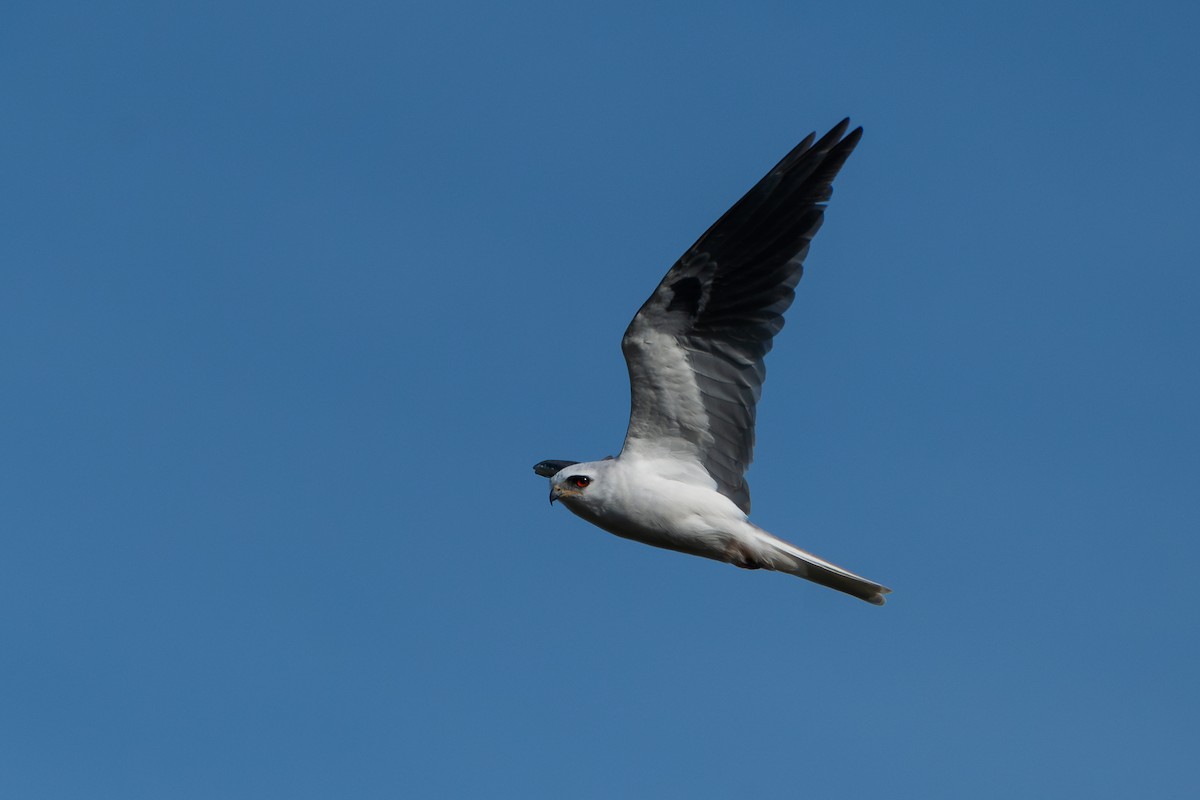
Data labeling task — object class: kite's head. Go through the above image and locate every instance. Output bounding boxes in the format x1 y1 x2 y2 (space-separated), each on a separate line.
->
536 458 616 508
549 471 594 505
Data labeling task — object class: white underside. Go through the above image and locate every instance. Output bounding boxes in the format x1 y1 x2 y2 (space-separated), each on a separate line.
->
558 454 887 601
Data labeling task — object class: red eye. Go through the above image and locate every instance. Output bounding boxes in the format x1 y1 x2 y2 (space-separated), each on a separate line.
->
569 475 591 489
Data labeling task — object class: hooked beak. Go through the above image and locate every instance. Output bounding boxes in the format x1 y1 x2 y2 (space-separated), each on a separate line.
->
548 484 580 506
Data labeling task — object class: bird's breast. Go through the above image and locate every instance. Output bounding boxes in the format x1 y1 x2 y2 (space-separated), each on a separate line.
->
561 466 747 558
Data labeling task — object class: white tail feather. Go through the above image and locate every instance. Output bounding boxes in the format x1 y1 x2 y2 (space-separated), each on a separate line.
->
752 528 891 605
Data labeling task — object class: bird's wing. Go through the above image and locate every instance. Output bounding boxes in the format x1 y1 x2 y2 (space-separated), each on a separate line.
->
620 120 862 514
532 460 581 478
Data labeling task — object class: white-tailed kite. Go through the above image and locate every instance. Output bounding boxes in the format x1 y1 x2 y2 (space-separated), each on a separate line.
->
534 119 890 605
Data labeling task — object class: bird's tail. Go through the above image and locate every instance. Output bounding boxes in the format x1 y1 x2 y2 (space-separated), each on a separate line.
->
752 527 891 605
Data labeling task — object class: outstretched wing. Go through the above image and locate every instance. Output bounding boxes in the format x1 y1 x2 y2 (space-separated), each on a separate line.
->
620 119 862 514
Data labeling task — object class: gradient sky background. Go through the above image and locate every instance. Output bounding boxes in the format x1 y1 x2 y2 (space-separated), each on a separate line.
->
3 2 1198 797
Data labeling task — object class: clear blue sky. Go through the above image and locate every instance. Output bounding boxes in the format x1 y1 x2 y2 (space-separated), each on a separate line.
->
3 1 1197 797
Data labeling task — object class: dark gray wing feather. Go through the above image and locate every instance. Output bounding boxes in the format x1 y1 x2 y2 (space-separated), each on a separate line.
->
620 120 862 514
532 460 581 478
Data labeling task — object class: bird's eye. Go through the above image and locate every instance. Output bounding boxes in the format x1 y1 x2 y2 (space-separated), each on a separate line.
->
569 476 591 488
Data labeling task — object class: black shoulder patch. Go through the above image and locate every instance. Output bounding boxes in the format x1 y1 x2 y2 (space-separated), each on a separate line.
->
666 276 703 315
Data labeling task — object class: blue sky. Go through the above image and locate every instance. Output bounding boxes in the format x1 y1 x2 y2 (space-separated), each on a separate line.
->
2 1 1198 797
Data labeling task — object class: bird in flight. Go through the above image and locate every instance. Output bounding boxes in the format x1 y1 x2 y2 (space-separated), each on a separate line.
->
534 119 890 605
